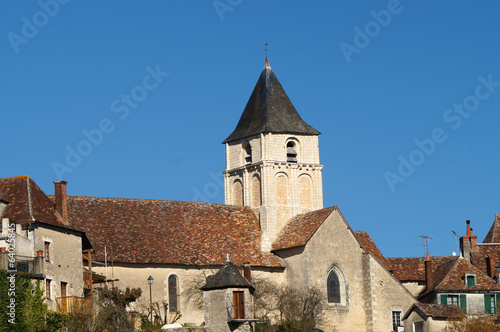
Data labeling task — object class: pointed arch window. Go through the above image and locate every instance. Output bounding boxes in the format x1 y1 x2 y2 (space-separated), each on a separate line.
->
287 141 297 163
168 275 180 313
327 270 341 303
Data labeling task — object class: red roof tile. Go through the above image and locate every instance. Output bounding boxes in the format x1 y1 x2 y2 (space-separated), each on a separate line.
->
65 196 283 267
0 176 83 233
403 303 461 320
353 231 386 264
483 214 500 243
385 256 454 282
271 206 336 251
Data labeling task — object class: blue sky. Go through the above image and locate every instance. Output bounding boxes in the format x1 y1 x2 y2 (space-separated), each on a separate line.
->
2 1 500 258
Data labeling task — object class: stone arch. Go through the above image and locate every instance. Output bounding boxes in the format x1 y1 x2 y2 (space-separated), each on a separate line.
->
252 174 261 207
242 140 252 165
325 263 349 307
275 173 288 205
298 174 313 209
233 179 243 206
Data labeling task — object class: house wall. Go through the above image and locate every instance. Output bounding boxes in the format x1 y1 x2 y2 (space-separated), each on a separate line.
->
404 311 448 332
93 263 285 326
35 225 84 311
401 281 426 298
275 210 416 332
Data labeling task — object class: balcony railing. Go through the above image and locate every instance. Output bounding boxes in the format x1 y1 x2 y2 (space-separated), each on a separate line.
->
56 296 92 315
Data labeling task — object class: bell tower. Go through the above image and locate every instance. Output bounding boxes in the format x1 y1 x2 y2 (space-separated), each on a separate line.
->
223 58 323 251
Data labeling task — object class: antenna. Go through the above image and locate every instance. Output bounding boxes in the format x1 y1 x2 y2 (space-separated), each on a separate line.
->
263 42 268 57
420 234 432 257
452 231 458 256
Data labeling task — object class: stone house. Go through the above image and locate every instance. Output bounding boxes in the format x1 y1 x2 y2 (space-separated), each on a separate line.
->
0 176 95 312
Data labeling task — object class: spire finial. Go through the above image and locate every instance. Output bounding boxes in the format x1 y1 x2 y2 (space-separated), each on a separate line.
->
263 42 271 69
226 253 230 262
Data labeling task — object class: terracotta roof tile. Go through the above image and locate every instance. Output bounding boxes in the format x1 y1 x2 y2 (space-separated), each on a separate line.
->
385 256 454 282
353 231 386 264
271 206 336 251
0 176 83 233
483 214 500 243
403 303 461 321
65 196 283 267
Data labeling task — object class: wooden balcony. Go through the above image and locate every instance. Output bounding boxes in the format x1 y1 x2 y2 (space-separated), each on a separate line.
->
56 296 92 315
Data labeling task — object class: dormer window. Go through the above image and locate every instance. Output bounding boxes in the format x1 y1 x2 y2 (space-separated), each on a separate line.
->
243 141 252 165
287 141 297 163
465 273 476 287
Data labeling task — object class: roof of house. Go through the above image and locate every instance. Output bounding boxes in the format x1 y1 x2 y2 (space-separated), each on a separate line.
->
420 256 499 297
0 176 92 248
353 231 386 265
385 256 455 282
223 58 320 143
65 196 283 267
403 303 461 321
271 206 336 251
483 213 500 243
201 260 254 291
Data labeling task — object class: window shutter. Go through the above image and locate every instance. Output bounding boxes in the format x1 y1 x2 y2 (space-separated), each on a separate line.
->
440 294 447 305
496 294 500 312
485 294 492 314
460 294 467 313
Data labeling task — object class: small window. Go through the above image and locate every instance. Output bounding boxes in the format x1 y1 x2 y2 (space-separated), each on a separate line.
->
243 141 252 165
286 141 297 163
168 275 179 313
46 279 51 299
233 291 245 319
44 242 50 262
447 295 459 306
392 311 402 330
466 274 476 287
327 270 341 303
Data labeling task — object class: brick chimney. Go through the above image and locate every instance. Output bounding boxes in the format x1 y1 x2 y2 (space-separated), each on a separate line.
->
243 262 252 284
54 181 68 223
487 256 496 279
460 220 477 263
425 253 432 290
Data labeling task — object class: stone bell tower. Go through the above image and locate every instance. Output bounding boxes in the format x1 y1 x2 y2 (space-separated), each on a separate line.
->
223 58 323 251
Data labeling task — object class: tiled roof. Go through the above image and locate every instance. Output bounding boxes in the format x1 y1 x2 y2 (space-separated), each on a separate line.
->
353 231 386 264
483 213 500 243
420 257 499 297
403 303 461 321
0 176 82 233
271 206 336 251
65 196 283 267
385 256 454 282
201 261 254 291
223 58 320 143
474 244 500 274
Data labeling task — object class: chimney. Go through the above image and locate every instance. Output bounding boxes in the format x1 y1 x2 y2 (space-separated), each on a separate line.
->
425 253 432 290
466 220 471 236
54 181 68 223
243 262 252 284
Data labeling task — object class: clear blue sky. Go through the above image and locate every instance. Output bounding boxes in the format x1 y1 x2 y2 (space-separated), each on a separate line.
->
2 1 500 258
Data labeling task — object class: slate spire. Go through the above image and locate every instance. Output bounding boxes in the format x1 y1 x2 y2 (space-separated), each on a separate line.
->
223 58 320 143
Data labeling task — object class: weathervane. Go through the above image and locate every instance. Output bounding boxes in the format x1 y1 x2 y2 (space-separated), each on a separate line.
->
263 42 268 57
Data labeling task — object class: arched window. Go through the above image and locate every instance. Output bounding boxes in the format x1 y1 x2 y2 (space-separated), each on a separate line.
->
168 275 179 313
252 175 261 207
327 270 341 303
287 141 297 163
243 141 252 165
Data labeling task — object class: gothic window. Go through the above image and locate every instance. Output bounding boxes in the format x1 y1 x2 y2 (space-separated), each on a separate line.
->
287 141 297 163
243 141 252 165
252 175 261 207
327 270 341 303
168 275 179 313
233 180 243 206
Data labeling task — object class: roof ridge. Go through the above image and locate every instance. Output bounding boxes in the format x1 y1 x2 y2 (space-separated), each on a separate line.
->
64 195 240 208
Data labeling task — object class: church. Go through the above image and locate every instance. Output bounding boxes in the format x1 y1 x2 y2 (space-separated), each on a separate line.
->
64 58 416 331
1 58 418 331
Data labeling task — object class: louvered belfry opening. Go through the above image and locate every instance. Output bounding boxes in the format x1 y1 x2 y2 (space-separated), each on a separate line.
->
286 141 297 163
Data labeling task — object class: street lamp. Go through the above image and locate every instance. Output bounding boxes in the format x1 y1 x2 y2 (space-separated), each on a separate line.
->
147 276 154 319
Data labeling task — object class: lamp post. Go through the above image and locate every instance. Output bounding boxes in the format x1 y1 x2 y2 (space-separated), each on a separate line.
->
147 275 154 320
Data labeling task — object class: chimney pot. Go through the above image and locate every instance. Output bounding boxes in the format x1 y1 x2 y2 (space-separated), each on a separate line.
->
54 181 68 224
